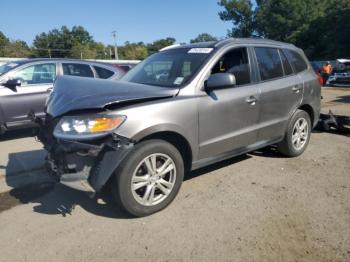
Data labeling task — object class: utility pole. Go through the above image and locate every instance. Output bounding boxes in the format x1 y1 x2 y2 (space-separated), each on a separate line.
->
111 30 119 60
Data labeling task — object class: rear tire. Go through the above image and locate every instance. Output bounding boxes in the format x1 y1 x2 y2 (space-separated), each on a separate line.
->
278 110 311 157
111 139 184 217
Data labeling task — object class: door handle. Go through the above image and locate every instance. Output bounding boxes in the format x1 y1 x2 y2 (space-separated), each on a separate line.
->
246 96 258 105
292 85 303 93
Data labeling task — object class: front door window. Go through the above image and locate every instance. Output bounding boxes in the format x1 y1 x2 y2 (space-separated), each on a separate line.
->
10 63 56 86
211 47 251 86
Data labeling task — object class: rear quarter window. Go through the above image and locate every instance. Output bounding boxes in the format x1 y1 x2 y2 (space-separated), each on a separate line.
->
284 49 308 73
254 47 284 81
93 66 115 79
279 50 294 76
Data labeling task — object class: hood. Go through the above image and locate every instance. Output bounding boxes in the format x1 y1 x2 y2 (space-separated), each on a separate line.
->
46 76 179 117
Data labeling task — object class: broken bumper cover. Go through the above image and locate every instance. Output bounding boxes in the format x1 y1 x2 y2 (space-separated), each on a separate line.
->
44 136 133 193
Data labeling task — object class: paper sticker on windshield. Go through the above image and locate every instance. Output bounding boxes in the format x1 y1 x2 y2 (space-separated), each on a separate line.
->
7 63 18 67
188 48 213 54
174 77 184 85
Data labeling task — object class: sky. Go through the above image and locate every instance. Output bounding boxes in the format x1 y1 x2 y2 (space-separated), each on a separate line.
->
0 0 232 46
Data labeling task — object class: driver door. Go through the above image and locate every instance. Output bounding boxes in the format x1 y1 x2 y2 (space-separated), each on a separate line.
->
0 62 56 126
198 47 261 159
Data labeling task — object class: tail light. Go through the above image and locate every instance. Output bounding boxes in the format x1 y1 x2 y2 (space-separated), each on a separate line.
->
317 74 323 86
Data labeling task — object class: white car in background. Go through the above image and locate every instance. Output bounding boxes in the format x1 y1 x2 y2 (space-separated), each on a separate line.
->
328 59 350 86
0 58 126 133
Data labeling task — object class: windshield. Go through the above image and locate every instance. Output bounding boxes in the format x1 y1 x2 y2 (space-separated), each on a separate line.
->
122 48 213 88
0 62 20 76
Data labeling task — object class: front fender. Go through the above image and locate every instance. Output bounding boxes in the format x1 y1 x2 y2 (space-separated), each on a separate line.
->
89 137 134 191
130 123 189 142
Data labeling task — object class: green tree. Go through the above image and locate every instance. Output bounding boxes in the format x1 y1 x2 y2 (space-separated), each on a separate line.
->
70 26 93 45
3 40 31 58
218 0 256 37
32 26 97 58
147 37 176 54
218 0 328 39
255 0 328 43
70 43 96 59
119 42 148 60
70 42 107 59
92 42 108 59
296 0 350 59
190 33 218 43
0 31 31 57
217 0 349 59
0 31 10 56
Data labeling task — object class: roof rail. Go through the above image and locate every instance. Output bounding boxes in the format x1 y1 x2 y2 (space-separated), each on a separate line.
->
214 38 235 47
214 37 295 47
159 44 182 52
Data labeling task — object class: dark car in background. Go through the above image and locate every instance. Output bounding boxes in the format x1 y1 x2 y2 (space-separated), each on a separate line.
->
0 59 125 133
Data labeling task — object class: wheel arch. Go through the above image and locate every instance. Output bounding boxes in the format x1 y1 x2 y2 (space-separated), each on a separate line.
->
138 131 193 173
298 104 315 127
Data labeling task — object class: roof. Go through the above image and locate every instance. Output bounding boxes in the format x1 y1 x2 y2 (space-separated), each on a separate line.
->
159 41 217 52
218 38 296 49
161 38 296 52
8 58 113 65
337 59 350 63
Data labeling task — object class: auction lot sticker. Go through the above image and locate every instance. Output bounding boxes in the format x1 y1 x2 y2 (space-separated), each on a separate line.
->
188 48 213 54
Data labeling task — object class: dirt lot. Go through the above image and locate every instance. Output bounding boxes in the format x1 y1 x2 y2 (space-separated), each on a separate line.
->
0 87 349 262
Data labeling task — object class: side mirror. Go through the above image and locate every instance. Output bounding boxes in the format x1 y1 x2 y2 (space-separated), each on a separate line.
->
3 79 21 91
205 73 236 92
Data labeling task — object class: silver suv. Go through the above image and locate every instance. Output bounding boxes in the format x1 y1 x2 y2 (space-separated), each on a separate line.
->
36 38 321 217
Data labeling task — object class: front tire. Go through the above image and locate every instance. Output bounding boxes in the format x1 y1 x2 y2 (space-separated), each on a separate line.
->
278 110 311 157
111 139 184 217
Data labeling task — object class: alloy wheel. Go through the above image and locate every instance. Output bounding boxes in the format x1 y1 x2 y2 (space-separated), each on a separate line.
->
131 153 176 206
292 117 309 150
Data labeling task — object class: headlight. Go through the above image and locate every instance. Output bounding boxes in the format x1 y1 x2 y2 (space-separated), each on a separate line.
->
53 114 126 140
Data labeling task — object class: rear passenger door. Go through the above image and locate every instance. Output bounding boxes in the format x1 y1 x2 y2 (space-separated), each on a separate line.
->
252 47 303 142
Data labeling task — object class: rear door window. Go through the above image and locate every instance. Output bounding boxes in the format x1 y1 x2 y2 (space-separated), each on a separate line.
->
284 49 308 73
62 63 94 78
93 66 115 79
254 47 284 81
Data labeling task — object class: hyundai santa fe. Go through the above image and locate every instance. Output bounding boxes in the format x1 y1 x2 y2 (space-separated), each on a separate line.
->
35 38 321 217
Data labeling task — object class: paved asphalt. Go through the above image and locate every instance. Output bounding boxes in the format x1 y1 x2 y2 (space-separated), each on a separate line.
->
0 87 348 261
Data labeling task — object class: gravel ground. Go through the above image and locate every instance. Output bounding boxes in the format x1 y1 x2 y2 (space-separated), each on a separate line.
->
0 87 349 262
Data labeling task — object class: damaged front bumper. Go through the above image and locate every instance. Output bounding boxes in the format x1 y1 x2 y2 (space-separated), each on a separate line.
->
34 115 134 193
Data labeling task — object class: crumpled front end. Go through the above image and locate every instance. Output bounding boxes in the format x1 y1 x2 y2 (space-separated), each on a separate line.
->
35 115 134 193
31 76 177 194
